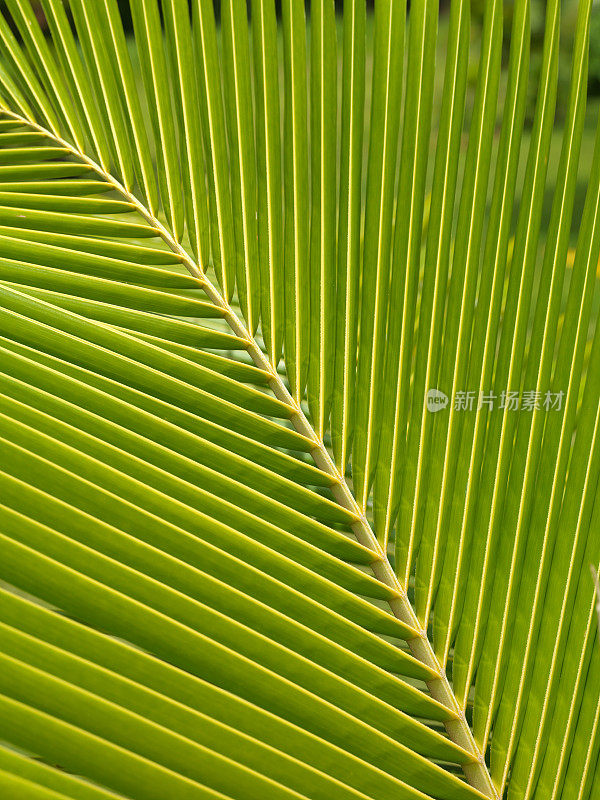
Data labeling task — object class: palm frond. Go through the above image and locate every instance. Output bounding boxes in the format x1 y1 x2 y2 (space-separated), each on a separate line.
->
353 0 404 509
0 2 598 799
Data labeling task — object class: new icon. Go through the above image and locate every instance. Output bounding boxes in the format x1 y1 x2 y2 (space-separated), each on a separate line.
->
426 388 449 413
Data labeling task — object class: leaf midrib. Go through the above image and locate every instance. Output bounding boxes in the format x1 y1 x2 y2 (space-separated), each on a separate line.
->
0 105 498 800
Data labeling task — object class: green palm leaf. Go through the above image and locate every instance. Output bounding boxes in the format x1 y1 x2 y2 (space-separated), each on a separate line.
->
0 2 598 799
